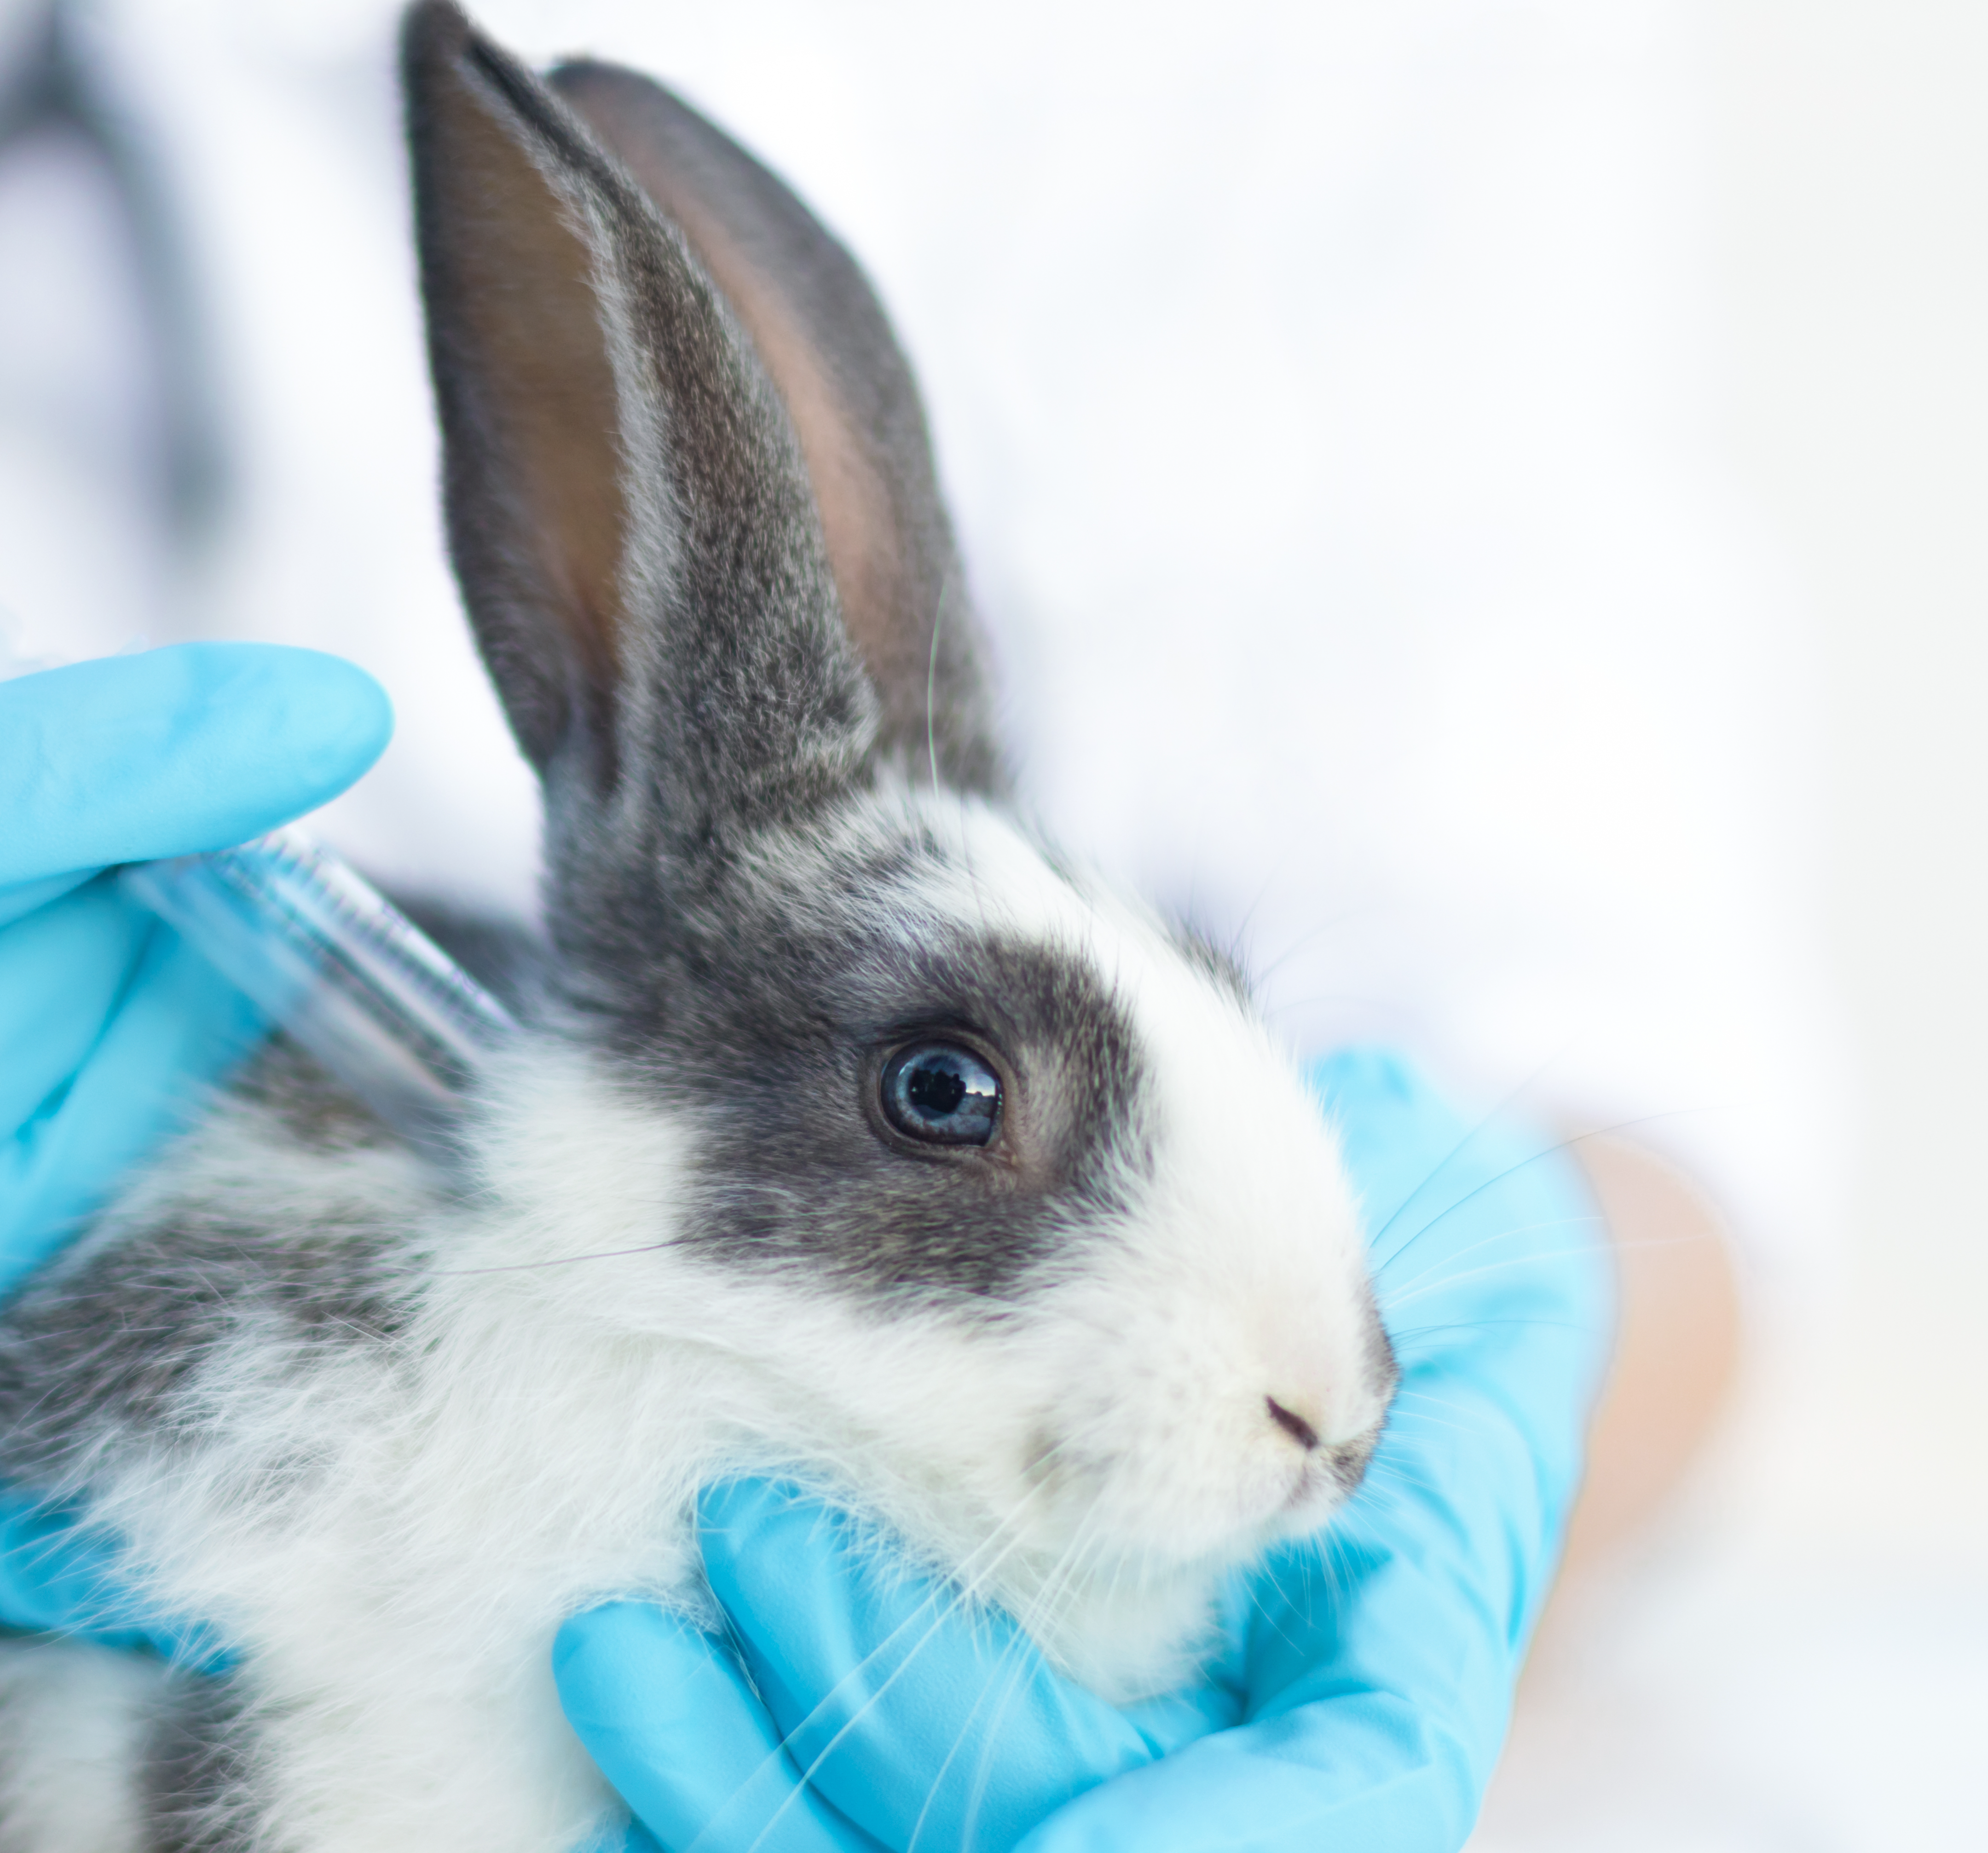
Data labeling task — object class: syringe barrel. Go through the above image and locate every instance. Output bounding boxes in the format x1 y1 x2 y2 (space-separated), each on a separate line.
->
118 831 514 1146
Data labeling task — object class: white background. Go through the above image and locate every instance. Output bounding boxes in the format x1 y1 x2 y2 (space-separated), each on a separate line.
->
0 2 1982 1845
1484 6 1987 1847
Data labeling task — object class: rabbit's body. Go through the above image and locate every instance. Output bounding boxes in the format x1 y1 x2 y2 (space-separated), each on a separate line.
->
0 8 1396 1849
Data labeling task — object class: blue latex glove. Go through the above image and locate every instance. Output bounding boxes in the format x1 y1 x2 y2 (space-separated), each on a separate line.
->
0 643 391 1644
555 1050 1613 1853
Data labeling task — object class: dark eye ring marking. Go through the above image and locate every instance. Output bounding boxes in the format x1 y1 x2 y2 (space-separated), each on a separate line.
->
880 1042 1002 1147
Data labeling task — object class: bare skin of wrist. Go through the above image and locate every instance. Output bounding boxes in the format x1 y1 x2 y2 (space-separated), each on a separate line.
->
1559 1134 1746 1575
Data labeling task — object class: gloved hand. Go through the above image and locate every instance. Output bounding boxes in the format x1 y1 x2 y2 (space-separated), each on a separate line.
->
555 1049 1614 1853
0 642 391 1643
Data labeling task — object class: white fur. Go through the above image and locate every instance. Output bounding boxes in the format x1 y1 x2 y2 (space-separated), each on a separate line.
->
0 1639 160 1853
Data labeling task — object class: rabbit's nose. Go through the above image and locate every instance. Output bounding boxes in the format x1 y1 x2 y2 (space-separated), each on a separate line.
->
1266 1395 1321 1451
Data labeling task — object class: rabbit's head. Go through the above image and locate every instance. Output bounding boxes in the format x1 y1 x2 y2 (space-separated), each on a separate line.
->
405 1 1394 1695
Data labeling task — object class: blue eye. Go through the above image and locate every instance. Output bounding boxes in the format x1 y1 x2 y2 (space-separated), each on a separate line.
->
881 1042 1001 1146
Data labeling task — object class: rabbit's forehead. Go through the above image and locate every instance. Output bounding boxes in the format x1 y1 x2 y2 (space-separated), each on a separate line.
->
887 799 1247 1041
819 791 1203 999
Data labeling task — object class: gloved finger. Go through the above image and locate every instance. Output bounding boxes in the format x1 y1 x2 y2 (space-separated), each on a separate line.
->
1317 1048 1610 1360
0 878 154 1135
555 1601 884 1853
0 872 101 933
1018 1418 1552 1853
0 644 392 890
698 1480 1155 1853
1013 1687 1470 1853
1012 1410 1540 1853
0 1486 231 1668
1302 1047 1611 1665
0 923 263 1294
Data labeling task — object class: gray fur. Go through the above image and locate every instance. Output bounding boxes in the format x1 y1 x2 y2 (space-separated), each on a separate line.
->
408 6 877 835
141 1678 253 1853
649 854 1154 1296
544 56 1006 797
0 1043 417 1479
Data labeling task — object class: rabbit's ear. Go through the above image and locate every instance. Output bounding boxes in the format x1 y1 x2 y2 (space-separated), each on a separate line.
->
402 0 876 834
548 58 1006 797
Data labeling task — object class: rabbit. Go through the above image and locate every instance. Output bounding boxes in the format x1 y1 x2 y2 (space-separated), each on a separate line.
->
0 5 1397 1850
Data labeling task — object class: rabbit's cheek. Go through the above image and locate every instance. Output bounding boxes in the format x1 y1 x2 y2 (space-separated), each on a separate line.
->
451 1040 701 1328
1022 1343 1346 1568
1018 1177 1392 1565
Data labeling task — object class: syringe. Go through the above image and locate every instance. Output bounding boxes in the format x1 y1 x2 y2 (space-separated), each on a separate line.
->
118 831 516 1150
0 638 515 1147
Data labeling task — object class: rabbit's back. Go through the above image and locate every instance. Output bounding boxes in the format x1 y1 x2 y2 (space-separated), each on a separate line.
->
0 1040 429 1513
0 1041 653 1853
0 1049 468 1853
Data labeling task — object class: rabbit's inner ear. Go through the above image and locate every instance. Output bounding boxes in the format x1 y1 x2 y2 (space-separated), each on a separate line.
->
407 14 631 774
550 62 1006 796
660 202 901 701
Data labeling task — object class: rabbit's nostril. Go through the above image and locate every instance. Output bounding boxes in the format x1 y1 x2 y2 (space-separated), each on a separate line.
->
1266 1396 1320 1451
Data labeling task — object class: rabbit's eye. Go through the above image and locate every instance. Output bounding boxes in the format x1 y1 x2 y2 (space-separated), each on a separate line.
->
881 1043 1001 1147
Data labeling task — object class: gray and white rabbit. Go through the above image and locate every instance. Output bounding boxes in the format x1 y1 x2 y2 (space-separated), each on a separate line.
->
0 6 1396 1849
